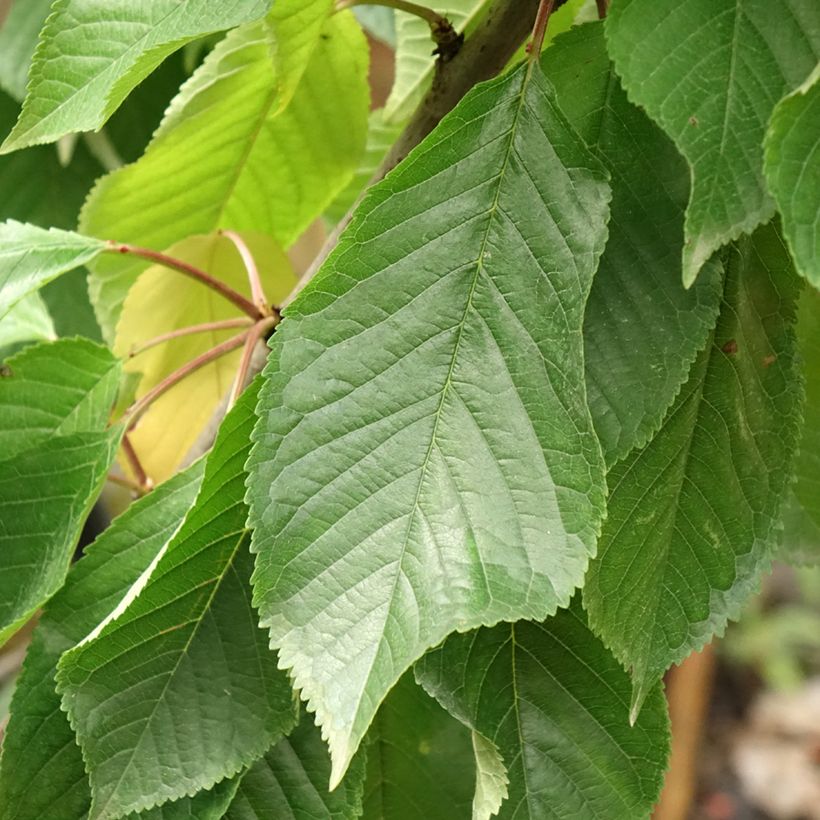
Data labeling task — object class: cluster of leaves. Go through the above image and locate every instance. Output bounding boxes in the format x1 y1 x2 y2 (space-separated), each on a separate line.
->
0 0 817 817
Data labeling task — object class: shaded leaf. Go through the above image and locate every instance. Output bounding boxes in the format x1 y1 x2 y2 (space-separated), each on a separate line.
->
57 383 297 820
764 64 820 287
605 0 820 284
584 222 803 715
545 21 724 462
82 7 369 341
415 604 670 819
0 0 274 153
114 233 295 483
0 463 205 820
247 60 610 783
0 292 55 357
0 0 52 101
225 714 366 820
362 674 474 819
0 220 106 321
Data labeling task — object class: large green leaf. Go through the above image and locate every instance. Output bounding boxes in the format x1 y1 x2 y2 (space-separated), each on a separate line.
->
57 383 297 820
0 463 205 820
224 715 366 820
82 5 369 341
362 674 474 819
584 222 803 715
247 59 610 784
0 0 274 153
0 0 52 101
0 220 107 321
764 65 820 287
792 286 820 534
415 604 670 819
605 0 820 285
544 22 724 461
0 338 122 644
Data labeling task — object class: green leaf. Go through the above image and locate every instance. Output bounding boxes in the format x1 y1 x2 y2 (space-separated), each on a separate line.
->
57 382 297 820
764 64 820 287
415 604 670 819
0 0 52 101
0 338 121 643
0 463 205 820
544 21 724 462
0 220 107 321
792 286 820 534
584 222 804 716
362 674 474 819
470 732 508 820
0 338 120 459
0 292 55 357
224 714 366 820
385 1 490 125
247 60 610 784
134 779 242 820
0 0 274 153
82 6 369 341
605 0 820 285
0 430 120 646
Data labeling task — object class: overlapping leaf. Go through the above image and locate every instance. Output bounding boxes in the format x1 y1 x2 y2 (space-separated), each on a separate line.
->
415 604 670 819
584 222 803 715
114 233 295 483
0 0 51 101
224 715 366 820
544 22 724 461
82 5 369 340
0 0 274 153
0 292 55 356
362 674 474 819
247 59 610 783
57 383 296 820
764 65 820 287
0 220 106 321
0 339 121 644
0 463 205 820
605 0 820 285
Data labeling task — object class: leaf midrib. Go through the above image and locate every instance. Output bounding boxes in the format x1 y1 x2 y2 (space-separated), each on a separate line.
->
345 63 533 746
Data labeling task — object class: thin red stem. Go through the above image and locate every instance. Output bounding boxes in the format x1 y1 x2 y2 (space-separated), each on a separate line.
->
128 317 253 358
108 242 262 320
124 330 249 429
106 471 146 495
121 434 153 492
595 0 608 19
336 0 442 27
220 230 271 316
229 316 278 407
529 0 556 59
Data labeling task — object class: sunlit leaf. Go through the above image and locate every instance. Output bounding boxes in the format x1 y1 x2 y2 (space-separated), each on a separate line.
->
114 232 295 483
0 0 274 153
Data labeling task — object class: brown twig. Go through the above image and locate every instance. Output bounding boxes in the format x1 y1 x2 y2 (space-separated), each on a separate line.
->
529 0 556 58
595 0 608 19
108 242 262 320
128 318 254 358
229 316 278 407
220 230 272 316
121 434 153 493
124 330 249 429
106 471 146 495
